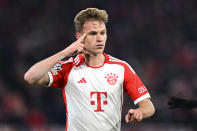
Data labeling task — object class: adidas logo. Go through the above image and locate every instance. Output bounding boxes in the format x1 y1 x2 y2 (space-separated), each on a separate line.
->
77 77 87 83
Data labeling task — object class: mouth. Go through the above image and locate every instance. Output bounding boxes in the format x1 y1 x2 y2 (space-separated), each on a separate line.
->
96 44 104 48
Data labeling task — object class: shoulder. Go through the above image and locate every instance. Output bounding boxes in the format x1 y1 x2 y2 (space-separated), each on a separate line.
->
107 55 136 75
50 56 81 76
108 55 126 64
57 54 83 68
58 57 74 66
60 57 74 64
52 57 74 71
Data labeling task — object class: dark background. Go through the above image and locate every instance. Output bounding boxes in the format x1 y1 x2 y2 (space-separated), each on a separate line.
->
0 0 197 130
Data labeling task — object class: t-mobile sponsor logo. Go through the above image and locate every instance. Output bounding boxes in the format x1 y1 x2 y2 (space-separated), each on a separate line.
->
90 92 107 112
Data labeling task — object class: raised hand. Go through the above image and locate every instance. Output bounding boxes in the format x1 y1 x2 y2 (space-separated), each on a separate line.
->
62 33 87 57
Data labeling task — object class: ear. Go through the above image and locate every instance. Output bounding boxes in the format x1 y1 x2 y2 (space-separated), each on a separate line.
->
75 32 81 40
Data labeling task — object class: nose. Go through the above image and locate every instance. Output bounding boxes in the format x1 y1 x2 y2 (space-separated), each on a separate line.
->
96 34 103 42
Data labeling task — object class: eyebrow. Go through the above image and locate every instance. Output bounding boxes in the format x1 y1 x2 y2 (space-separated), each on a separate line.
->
88 29 106 33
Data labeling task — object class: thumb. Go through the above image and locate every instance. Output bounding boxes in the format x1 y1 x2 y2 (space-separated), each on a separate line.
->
129 109 135 114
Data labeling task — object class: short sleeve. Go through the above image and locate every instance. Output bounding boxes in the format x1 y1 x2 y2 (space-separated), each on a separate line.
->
123 63 150 105
47 61 73 88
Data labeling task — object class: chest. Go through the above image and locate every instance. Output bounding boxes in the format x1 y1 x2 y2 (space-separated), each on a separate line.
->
67 64 124 93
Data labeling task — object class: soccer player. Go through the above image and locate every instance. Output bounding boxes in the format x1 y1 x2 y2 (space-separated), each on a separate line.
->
24 8 155 131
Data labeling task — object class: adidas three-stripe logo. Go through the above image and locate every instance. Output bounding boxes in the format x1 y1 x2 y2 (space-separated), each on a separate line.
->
77 77 87 83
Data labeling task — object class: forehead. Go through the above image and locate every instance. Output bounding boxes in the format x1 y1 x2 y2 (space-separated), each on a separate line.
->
82 20 106 32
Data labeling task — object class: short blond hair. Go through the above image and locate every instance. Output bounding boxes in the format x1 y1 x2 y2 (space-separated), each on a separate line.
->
74 8 108 32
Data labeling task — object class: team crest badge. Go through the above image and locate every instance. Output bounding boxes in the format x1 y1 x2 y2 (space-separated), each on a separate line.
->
50 63 62 75
105 73 118 85
52 63 62 71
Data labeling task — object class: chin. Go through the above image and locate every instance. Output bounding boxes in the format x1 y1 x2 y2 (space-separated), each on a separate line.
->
86 49 104 55
92 51 104 55
96 49 104 54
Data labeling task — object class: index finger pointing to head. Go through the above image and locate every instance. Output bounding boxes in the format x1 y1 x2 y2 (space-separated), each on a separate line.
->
79 33 86 41
79 33 86 44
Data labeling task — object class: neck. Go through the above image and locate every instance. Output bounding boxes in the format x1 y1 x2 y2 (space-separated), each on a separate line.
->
83 53 105 67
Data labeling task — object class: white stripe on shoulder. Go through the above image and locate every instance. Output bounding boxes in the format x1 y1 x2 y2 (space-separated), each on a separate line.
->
109 56 122 62
108 55 135 74
108 55 120 60
61 57 73 64
74 55 80 64
74 59 79 64
109 59 122 62
75 59 80 65
74 55 79 61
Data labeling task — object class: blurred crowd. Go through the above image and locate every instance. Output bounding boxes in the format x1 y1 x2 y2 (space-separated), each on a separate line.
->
0 0 197 130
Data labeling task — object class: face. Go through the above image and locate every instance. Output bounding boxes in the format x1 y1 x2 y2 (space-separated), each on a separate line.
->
78 20 107 55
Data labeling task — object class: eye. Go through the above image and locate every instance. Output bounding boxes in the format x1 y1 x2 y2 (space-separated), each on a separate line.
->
100 31 106 35
89 31 97 35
